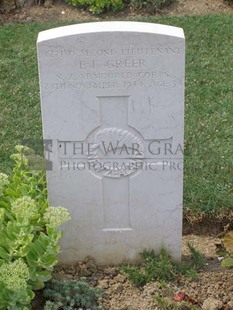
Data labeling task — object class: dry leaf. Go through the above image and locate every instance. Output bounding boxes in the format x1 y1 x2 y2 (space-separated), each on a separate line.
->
223 231 233 252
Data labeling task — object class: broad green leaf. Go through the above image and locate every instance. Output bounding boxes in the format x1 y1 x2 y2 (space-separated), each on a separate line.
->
0 246 10 261
28 267 37 281
0 200 10 209
0 209 5 223
0 233 12 250
6 222 21 239
5 188 18 198
31 278 45 290
27 246 38 264
36 270 52 282
41 253 58 266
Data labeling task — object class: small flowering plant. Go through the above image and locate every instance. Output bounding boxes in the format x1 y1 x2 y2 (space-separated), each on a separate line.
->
0 146 70 309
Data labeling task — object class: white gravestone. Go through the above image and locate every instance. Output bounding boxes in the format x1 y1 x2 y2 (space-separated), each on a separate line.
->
37 22 185 264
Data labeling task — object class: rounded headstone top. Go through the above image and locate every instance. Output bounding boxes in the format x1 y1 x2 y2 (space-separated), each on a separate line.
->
37 21 184 43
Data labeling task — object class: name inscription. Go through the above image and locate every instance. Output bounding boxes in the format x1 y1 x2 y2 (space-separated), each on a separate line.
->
41 46 183 91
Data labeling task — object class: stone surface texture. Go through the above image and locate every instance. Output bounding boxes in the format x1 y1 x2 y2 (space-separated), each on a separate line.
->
37 22 185 264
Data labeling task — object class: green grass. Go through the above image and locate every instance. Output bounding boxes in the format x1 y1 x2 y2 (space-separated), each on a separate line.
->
0 14 233 214
122 245 205 287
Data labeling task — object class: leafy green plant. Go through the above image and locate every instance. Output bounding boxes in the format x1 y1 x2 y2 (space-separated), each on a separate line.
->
221 231 233 268
122 245 205 287
130 0 175 12
143 249 176 282
120 265 148 287
66 0 124 14
122 249 175 286
0 145 71 309
122 249 176 287
43 279 103 310
186 242 205 270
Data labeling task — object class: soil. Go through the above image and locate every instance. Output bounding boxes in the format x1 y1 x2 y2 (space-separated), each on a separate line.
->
2 1 233 309
32 235 233 310
0 0 233 24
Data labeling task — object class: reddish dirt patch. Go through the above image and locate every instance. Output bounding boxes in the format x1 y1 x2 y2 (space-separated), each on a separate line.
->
0 0 233 24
